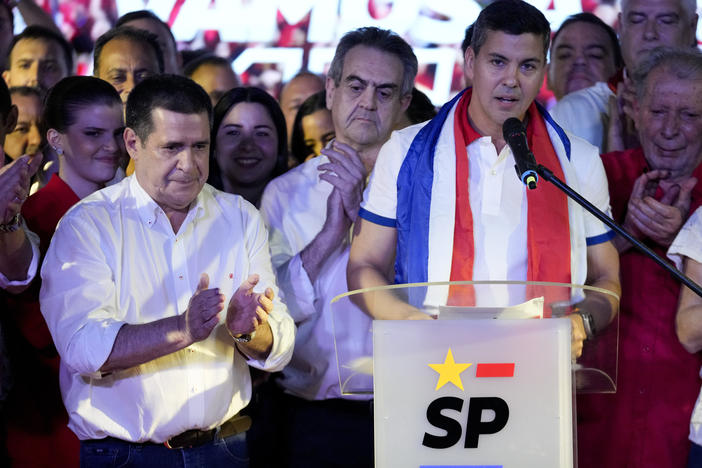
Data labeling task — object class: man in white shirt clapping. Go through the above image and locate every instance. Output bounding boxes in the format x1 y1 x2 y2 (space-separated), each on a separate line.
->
39 74 295 468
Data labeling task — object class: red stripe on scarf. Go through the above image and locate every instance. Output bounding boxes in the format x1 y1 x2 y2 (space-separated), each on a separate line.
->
448 89 571 307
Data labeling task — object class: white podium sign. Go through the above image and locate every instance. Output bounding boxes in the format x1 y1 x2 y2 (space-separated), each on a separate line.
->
373 318 573 468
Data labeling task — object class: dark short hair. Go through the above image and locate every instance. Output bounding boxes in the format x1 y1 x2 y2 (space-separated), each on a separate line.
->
551 12 623 70
126 74 212 143
0 79 12 122
116 10 177 53
42 76 121 134
209 86 288 189
290 90 328 164
9 25 73 73
93 26 164 75
327 26 418 96
405 88 437 125
461 24 474 56
183 54 232 78
470 0 551 59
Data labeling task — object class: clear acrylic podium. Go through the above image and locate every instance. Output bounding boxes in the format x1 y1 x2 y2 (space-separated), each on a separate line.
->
330 281 619 468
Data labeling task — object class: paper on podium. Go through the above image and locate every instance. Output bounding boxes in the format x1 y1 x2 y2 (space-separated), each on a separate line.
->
437 296 545 320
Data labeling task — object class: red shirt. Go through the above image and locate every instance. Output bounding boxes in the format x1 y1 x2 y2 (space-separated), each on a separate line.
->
4 174 80 467
577 148 702 467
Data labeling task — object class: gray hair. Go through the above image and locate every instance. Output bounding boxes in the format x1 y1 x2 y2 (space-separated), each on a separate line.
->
633 47 702 100
621 0 697 19
327 27 417 97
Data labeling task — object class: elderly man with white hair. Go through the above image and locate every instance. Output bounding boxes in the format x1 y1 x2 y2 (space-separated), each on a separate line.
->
550 0 699 153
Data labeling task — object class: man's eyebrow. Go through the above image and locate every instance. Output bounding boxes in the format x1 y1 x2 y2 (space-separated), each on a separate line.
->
584 45 607 53
345 74 398 90
487 52 508 61
521 55 543 65
344 74 368 86
221 123 273 129
656 12 680 21
376 82 399 90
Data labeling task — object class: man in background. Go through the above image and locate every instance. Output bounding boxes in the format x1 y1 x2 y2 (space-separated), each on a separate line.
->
260 26 416 468
2 25 72 92
551 0 697 152
93 26 164 106
116 9 182 74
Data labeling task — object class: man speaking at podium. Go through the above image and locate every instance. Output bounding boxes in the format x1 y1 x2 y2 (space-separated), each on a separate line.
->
347 0 620 358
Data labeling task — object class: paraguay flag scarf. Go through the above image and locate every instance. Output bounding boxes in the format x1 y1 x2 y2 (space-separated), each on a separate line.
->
395 88 572 307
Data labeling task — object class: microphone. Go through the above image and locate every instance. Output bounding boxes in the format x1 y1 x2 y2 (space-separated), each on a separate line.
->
502 117 538 190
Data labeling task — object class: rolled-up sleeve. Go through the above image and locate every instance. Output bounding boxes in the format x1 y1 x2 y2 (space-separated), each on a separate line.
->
241 206 295 372
260 181 317 324
39 214 124 377
358 130 406 226
0 223 40 294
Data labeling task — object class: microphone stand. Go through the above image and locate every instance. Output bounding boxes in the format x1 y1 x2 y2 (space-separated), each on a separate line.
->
535 164 702 299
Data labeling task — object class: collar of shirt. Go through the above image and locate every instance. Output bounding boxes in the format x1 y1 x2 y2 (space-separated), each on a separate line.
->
128 175 208 234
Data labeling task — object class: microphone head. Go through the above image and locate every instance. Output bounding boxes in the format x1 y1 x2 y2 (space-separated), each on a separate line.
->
502 117 525 141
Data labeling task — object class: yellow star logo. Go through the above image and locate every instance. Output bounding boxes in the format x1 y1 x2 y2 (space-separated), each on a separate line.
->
428 348 472 391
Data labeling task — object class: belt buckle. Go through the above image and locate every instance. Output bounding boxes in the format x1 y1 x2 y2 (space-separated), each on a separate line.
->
164 428 214 450
163 414 252 449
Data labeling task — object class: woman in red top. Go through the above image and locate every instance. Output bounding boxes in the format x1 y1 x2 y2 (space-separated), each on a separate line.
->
5 76 124 468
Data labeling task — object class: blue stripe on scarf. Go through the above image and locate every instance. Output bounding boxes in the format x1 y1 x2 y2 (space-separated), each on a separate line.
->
395 90 465 306
395 90 571 307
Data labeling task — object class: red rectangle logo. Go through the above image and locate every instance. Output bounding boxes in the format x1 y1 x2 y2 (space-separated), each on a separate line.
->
476 363 515 378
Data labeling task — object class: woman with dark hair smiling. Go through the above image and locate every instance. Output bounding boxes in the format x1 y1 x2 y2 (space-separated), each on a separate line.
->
290 90 334 165
4 75 124 467
209 86 288 207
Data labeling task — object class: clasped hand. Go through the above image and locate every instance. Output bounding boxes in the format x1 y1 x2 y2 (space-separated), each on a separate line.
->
0 153 42 223
181 273 273 344
624 169 696 248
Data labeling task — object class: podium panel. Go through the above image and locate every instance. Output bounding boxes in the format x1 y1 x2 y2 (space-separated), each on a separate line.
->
374 319 572 468
330 281 620 467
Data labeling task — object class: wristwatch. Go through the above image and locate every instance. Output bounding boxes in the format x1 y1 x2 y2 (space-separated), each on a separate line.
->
0 213 21 233
229 329 256 343
577 310 596 340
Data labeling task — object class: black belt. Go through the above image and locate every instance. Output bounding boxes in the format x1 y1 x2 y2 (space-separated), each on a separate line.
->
164 413 252 449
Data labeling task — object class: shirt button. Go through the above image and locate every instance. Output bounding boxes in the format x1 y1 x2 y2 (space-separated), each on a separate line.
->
639 388 646 394
491 170 497 175
643 345 650 352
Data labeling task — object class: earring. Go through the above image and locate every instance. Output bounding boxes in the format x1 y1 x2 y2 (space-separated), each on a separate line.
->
53 147 63 156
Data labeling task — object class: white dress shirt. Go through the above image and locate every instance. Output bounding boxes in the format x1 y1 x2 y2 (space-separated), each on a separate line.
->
0 220 40 293
668 206 702 447
40 175 295 442
260 156 372 401
550 82 614 153
361 100 613 307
